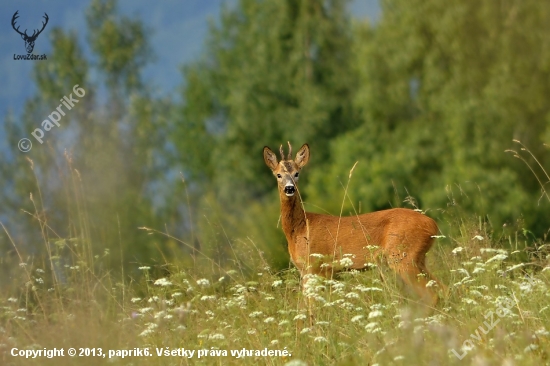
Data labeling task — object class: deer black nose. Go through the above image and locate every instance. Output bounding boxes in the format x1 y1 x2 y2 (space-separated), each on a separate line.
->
284 185 295 195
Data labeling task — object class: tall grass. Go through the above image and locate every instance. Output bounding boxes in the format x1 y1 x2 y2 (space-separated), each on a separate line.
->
1 148 550 365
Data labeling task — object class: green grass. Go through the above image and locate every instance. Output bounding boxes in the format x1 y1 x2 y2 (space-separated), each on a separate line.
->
1 216 549 365
1 145 550 365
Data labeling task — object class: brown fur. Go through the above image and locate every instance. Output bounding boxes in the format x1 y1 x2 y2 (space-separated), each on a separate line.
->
264 143 443 306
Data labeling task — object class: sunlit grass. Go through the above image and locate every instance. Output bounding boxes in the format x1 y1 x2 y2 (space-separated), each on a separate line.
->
2 219 549 365
1 151 550 365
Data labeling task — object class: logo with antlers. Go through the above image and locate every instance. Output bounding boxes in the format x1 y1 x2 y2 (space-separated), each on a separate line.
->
12 10 49 54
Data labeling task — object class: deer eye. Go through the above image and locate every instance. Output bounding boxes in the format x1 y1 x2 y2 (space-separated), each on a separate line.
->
294 173 299 178
276 174 282 178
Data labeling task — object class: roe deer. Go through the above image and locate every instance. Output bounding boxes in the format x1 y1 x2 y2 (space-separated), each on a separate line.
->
263 142 443 306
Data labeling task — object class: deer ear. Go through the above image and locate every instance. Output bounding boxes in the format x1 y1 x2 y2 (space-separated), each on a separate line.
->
263 146 278 171
295 144 310 168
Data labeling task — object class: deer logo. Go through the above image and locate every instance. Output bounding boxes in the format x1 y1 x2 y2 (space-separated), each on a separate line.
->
12 11 49 54
264 142 446 306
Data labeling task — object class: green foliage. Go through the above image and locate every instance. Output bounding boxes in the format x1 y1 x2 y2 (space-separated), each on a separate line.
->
307 0 550 237
176 0 357 195
0 0 173 272
86 0 153 91
175 0 359 264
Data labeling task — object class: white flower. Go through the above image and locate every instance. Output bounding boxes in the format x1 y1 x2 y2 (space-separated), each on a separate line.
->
154 311 166 319
365 322 381 333
249 311 264 318
264 317 275 323
139 322 158 337
485 254 508 264
345 292 360 299
293 314 307 321
130 297 142 303
196 278 210 287
339 257 354 268
397 321 411 329
524 344 538 353
208 333 225 340
154 278 172 287
139 329 155 337
138 266 150 270
351 315 364 323
272 280 283 288
473 235 484 241
355 285 382 292
314 336 328 343
368 310 383 319
200 295 216 301
506 263 525 272
451 247 464 255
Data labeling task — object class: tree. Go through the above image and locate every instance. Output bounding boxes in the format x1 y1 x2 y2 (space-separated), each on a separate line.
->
174 0 359 266
307 0 550 236
0 0 175 272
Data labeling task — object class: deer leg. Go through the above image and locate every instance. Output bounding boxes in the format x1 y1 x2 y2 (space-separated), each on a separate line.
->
383 246 439 306
394 260 439 307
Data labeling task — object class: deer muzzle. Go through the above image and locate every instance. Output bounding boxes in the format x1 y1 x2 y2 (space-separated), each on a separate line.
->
284 184 296 197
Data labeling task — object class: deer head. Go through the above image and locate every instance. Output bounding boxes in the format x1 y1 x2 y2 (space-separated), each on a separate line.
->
12 11 49 54
263 142 310 198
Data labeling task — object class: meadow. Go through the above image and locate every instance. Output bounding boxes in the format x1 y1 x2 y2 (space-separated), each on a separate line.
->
1 165 549 366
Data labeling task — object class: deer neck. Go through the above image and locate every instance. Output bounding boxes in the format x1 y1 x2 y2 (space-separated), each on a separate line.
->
279 190 307 240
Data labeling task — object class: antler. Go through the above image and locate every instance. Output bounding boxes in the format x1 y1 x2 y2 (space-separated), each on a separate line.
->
278 142 294 160
11 11 49 40
11 11 25 37
32 13 49 39
287 141 292 160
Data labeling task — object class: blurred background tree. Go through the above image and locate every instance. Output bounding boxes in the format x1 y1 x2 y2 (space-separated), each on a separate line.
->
1 0 176 274
307 0 550 236
174 0 359 268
